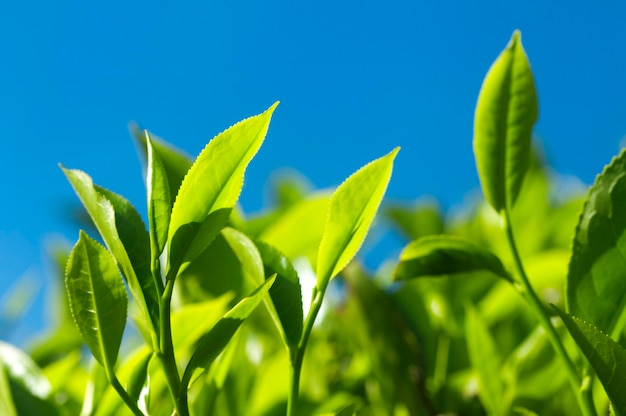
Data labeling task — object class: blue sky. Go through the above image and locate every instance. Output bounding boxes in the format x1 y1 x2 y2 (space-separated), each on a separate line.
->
1 2 625 342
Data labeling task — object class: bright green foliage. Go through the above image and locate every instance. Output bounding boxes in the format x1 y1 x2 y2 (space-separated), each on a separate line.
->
146 131 172 259
316 147 399 290
474 30 538 214
568 148 626 334
255 240 303 351
167 102 279 279
0 342 57 415
394 235 511 282
65 231 127 371
181 277 276 391
555 308 626 416
61 167 159 338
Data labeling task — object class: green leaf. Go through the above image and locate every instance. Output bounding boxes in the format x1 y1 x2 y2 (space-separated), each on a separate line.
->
254 240 303 351
394 235 511 282
567 148 626 334
131 123 193 202
465 307 506 416
316 148 399 289
473 30 538 213
146 131 172 259
180 276 276 390
554 308 626 416
61 167 159 337
65 231 127 372
177 227 265 303
167 102 279 278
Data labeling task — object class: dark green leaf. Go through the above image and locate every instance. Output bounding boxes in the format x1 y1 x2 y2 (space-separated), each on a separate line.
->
317 148 399 290
146 131 172 259
254 240 303 350
61 167 159 337
568 148 626 334
554 307 626 416
65 231 127 371
167 103 278 279
180 277 275 391
394 235 511 282
473 30 538 213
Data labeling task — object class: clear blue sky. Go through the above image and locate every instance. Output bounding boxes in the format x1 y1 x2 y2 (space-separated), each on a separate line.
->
1 2 625 342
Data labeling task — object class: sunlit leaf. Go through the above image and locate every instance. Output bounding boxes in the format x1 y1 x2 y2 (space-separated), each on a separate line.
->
146 131 172 259
131 123 193 202
316 148 399 289
255 240 303 351
167 102 279 279
473 30 538 213
61 167 159 336
180 277 275 391
65 231 127 371
465 307 506 416
554 307 626 416
567 148 626 334
394 235 511 282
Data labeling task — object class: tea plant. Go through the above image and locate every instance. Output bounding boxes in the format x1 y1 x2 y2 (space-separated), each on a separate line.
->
1 29 625 415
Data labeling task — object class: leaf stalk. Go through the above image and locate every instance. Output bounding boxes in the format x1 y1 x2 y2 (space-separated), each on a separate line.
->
502 210 596 416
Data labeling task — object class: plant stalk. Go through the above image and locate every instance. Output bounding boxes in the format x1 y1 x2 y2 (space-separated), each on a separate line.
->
502 210 596 416
158 278 189 416
287 287 325 416
110 373 145 416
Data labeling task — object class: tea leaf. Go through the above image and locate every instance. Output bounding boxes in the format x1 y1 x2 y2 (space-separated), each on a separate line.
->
466 307 506 416
567 148 626 334
394 235 511 282
167 102 279 279
474 30 538 213
255 240 303 351
554 308 626 416
66 231 127 371
181 276 276 389
316 148 399 289
177 227 264 303
146 131 172 258
131 124 193 202
61 167 159 336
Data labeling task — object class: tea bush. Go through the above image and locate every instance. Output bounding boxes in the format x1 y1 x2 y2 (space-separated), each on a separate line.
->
1 30 624 416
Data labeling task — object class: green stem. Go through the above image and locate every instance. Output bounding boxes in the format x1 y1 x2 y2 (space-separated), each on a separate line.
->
287 287 325 416
502 210 596 416
158 278 189 416
109 373 145 416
